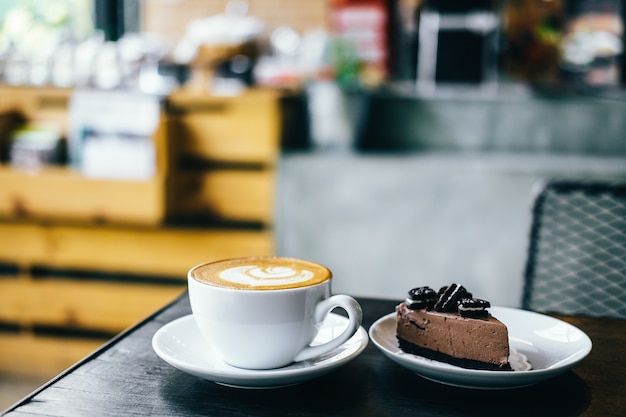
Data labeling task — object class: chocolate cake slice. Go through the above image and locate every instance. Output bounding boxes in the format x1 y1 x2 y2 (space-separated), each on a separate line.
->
396 284 511 371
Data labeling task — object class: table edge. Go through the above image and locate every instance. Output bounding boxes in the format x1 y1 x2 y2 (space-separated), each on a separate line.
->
1 290 188 416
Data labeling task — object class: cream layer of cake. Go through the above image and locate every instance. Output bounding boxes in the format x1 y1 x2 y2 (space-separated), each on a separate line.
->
396 302 511 370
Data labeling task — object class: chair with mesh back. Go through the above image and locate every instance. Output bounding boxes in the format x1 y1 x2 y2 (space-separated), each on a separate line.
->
522 180 626 318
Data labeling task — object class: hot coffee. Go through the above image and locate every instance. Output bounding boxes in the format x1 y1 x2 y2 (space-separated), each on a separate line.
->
190 256 331 290
188 256 362 369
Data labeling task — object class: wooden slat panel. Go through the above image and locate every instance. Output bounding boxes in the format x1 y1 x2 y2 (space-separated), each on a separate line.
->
0 222 275 277
0 278 184 332
167 89 281 164
169 112 279 163
0 86 72 135
0 167 165 225
0 333 105 378
168 170 275 223
48 227 275 276
0 222 47 265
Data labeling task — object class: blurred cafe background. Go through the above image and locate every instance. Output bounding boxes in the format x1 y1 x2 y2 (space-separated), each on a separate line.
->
1 0 626 407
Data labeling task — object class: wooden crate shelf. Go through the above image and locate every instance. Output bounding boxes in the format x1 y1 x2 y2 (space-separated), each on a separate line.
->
0 86 280 227
0 86 281 379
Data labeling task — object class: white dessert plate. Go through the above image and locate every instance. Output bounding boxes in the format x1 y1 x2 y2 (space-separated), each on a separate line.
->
369 306 592 390
153 313 368 389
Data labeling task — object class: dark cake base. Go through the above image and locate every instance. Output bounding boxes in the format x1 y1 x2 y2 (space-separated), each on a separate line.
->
397 337 513 371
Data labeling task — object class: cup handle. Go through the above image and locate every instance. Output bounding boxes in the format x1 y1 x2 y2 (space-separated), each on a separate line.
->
293 295 363 363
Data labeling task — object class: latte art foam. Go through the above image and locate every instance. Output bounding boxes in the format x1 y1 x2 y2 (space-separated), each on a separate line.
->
219 265 315 287
191 256 331 290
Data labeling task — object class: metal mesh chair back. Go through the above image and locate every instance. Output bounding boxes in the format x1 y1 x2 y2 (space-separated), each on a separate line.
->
522 180 626 318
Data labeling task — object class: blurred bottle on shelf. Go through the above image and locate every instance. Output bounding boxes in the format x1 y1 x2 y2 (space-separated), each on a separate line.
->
386 0 421 83
500 0 565 84
560 0 623 86
501 0 623 87
416 0 500 94
328 0 389 88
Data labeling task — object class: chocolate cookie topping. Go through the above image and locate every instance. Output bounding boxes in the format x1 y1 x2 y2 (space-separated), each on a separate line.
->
458 298 491 318
406 287 438 310
433 283 471 312
405 283 492 317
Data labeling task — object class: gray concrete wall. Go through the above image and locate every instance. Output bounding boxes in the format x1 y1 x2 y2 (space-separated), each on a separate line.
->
275 152 626 307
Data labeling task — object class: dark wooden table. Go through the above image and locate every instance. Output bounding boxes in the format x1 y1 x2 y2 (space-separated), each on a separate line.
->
3 293 625 417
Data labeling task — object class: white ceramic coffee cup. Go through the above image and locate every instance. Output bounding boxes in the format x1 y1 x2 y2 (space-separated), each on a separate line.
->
188 256 363 370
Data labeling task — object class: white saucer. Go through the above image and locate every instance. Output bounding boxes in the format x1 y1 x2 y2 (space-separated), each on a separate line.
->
369 307 592 390
152 313 368 389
